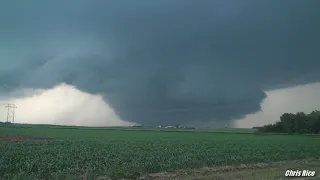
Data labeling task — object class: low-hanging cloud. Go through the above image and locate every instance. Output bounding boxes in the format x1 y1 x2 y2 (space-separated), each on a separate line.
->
0 83 135 126
0 0 320 126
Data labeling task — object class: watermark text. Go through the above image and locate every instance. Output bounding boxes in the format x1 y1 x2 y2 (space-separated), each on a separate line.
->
285 170 315 177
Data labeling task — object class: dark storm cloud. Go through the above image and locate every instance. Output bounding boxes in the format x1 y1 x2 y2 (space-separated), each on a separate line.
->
0 0 320 125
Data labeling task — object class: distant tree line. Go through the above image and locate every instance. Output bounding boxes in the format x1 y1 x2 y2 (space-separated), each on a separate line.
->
257 110 320 134
0 122 13 125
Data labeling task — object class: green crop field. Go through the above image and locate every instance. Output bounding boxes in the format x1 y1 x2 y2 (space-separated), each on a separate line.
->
0 126 320 180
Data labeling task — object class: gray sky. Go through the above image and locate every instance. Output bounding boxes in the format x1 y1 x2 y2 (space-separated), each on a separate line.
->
237 82 320 128
0 0 320 127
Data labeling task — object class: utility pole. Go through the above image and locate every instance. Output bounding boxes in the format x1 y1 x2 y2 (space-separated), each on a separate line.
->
5 104 17 123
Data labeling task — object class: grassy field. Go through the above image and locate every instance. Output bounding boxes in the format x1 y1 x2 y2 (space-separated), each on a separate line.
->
141 159 320 180
0 126 319 180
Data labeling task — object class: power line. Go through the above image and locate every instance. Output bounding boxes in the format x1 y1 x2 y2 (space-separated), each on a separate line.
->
5 104 17 123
